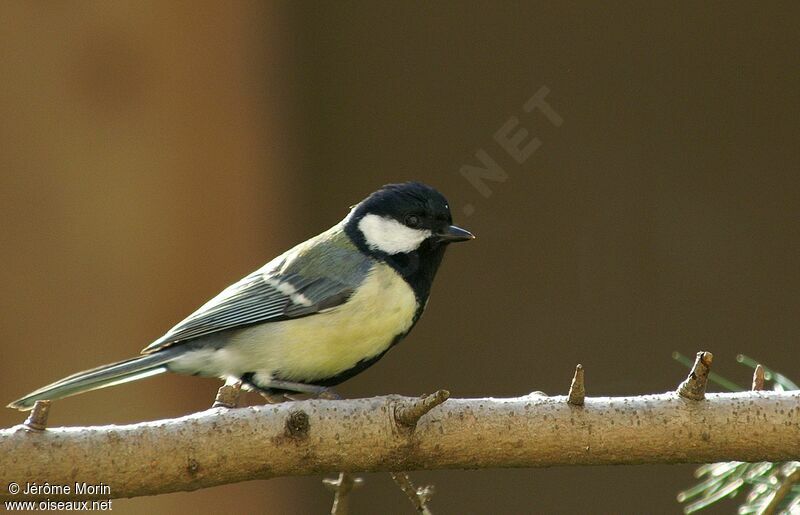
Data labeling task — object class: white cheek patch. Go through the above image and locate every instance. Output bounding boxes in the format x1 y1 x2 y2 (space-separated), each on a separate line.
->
358 213 431 254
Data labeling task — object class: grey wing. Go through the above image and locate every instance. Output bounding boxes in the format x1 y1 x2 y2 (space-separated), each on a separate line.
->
141 236 373 353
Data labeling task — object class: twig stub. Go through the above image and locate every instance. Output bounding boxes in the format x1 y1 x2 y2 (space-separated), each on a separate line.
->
751 364 765 391
23 400 51 431
212 379 243 409
567 364 585 406
677 351 713 400
394 390 450 429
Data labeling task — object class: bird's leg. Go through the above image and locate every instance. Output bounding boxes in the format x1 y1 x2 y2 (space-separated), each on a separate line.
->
259 391 287 404
264 379 332 397
280 386 341 402
317 389 341 400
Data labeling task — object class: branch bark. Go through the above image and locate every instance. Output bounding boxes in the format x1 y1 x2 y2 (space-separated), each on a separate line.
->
1 391 799 501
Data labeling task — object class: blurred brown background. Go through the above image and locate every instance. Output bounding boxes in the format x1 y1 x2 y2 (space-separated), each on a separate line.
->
1 2 798 514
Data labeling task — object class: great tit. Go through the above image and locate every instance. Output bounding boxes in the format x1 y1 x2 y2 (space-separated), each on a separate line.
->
9 182 474 410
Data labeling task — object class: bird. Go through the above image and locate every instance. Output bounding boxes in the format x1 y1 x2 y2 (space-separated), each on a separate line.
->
8 182 474 410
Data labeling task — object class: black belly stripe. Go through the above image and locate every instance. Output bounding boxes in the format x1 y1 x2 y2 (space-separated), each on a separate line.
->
311 349 391 387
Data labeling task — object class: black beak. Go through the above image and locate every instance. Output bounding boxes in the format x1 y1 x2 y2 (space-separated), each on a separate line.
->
436 224 475 243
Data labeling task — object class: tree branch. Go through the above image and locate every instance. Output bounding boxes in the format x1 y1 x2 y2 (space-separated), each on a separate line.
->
323 472 363 514
1 390 798 501
761 466 800 515
391 472 435 514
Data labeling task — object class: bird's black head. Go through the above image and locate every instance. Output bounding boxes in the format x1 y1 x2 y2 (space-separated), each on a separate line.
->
344 182 474 302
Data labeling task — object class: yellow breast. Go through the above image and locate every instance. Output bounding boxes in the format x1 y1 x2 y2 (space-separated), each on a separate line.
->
227 262 418 382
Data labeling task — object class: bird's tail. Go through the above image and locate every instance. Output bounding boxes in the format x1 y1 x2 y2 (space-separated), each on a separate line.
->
7 349 182 411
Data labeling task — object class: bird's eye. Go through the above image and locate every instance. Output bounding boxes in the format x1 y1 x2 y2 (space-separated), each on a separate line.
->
404 214 421 228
